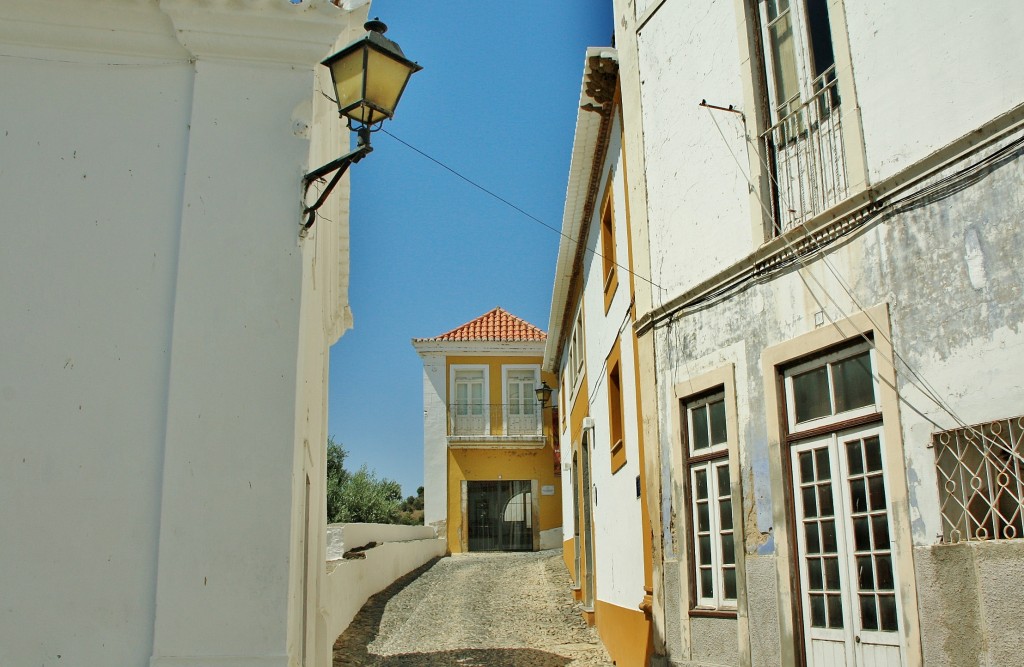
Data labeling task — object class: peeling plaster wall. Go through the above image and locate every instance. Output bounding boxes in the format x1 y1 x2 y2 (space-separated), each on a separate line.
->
650 138 1024 665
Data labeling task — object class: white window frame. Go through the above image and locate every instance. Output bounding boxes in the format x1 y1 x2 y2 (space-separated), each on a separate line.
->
566 306 585 399
684 390 738 611
501 365 541 436
783 341 879 436
758 0 838 123
450 365 490 436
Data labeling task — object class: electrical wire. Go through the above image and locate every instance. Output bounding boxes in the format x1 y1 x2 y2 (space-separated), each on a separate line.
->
704 105 1023 444
380 128 664 291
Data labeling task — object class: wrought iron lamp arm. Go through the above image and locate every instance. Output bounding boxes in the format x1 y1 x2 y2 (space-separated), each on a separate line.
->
301 127 373 234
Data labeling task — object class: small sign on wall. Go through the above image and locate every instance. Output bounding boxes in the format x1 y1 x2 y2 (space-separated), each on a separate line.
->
541 485 555 496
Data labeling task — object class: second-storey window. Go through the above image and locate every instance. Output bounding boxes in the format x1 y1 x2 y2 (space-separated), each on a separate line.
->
505 367 540 435
684 390 737 610
452 368 487 436
757 0 848 231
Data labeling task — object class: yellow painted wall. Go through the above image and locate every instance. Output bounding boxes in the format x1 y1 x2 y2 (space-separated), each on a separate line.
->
444 354 561 554
447 446 562 553
595 599 652 667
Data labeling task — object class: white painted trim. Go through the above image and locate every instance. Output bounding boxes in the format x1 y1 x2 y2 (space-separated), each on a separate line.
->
501 364 542 436
412 340 545 356
449 364 490 437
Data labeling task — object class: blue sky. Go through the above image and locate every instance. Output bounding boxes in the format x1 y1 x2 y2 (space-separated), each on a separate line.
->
328 0 613 496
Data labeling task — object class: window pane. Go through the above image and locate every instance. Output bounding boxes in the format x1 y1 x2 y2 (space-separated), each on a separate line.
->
709 399 728 445
869 475 887 511
872 515 890 548
804 0 836 81
824 557 840 590
821 520 837 552
765 0 790 21
853 516 871 551
699 535 712 564
850 479 867 513
818 485 834 517
879 594 898 631
793 366 831 423
808 558 823 589
695 469 709 500
833 352 875 413
719 499 733 531
799 451 814 483
846 439 864 475
700 568 714 598
691 405 710 450
724 567 737 600
810 594 826 627
697 502 710 532
865 436 883 471
860 595 878 631
805 523 821 554
875 555 894 590
768 12 800 118
717 464 730 493
857 555 874 590
721 533 735 565
802 487 818 517
814 448 830 479
827 594 844 628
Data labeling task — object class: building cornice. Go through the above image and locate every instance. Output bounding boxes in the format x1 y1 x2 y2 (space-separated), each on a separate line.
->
0 0 361 65
411 340 546 357
159 0 358 65
543 47 618 373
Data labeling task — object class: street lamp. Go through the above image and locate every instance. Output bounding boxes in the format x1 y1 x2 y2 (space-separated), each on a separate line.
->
302 18 422 233
535 382 553 409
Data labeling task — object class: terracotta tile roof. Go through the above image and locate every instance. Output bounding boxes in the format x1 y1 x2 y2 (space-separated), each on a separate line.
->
419 307 547 342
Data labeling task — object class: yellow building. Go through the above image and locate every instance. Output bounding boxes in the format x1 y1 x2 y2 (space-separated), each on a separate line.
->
413 307 563 554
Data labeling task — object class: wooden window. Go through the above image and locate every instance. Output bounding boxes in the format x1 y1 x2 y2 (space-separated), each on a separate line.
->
600 187 618 312
682 390 736 611
607 343 625 473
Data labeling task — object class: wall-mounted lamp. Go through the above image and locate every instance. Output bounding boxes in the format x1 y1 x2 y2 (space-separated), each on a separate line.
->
301 18 422 234
535 382 554 409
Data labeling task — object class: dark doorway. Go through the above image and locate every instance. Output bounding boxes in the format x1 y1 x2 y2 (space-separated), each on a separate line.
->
467 480 534 551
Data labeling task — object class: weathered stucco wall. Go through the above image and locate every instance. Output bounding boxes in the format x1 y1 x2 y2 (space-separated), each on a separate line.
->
636 0 754 303
649 135 1024 665
843 0 1024 184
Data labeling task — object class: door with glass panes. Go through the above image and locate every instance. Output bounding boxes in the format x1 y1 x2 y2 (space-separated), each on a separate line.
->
785 345 905 666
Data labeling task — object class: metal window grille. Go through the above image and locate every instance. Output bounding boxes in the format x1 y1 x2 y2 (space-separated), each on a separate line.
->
933 415 1024 542
762 67 848 233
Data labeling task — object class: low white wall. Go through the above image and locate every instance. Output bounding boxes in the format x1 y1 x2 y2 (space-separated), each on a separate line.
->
326 522 437 560
320 523 446 664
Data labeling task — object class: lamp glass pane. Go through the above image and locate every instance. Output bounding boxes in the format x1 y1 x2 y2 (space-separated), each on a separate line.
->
330 46 366 116
365 48 414 119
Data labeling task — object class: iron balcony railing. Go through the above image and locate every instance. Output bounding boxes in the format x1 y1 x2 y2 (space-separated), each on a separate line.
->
763 67 849 233
448 402 543 437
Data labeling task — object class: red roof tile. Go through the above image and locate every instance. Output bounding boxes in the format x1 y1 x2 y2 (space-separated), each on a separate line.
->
419 307 546 342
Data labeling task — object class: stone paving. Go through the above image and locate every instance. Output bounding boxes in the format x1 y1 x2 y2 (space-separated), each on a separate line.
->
332 550 614 667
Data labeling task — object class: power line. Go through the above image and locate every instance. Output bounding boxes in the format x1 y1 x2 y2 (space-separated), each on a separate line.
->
380 128 663 291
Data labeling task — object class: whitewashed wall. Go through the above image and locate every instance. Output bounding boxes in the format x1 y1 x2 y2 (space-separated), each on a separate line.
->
636 0 753 304
844 0 1024 184
414 348 449 528
0 2 363 666
321 523 445 656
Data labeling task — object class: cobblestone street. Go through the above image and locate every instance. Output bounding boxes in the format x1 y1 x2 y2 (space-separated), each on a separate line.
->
332 550 613 667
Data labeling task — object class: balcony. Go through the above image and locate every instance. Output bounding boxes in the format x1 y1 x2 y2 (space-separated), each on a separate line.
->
447 403 546 449
763 67 849 233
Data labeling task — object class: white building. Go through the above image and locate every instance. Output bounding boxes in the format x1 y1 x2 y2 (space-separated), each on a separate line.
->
543 48 655 667
0 1 368 665
610 0 1024 665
